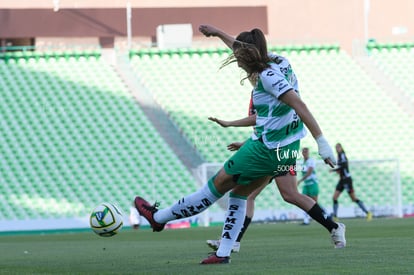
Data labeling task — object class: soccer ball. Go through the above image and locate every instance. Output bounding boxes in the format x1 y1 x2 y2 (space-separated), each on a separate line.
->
90 202 123 237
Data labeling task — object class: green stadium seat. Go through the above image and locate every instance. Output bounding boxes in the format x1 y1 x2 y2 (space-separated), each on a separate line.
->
1 45 412 223
0 50 199 221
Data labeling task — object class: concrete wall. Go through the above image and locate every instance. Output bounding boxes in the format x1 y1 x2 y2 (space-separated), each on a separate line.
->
0 6 267 49
1 0 413 51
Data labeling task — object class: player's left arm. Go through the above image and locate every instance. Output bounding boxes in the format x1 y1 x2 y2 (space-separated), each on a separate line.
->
330 153 345 172
330 166 341 172
279 90 336 167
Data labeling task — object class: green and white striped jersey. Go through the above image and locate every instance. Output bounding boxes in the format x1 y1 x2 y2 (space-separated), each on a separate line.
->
301 157 318 185
251 55 307 149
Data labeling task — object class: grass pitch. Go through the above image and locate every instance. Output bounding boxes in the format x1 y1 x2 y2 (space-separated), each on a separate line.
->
0 218 413 274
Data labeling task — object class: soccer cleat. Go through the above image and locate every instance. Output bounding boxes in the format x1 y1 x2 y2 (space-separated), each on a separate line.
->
332 215 339 222
134 196 166 232
331 223 346 248
366 211 373 221
232 242 240 253
206 239 220 251
206 239 240 253
200 253 230 264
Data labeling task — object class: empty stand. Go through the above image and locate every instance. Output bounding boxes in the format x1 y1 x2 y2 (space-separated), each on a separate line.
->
367 42 414 103
0 43 412 222
0 51 197 221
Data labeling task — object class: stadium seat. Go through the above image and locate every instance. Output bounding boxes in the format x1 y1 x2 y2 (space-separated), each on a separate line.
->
0 49 199 221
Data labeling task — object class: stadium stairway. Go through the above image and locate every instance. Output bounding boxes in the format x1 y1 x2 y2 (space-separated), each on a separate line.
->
113 52 205 171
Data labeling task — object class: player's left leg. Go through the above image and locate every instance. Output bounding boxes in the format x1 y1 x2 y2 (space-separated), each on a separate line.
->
332 182 344 220
349 191 372 221
346 178 372 220
135 167 236 232
275 174 346 248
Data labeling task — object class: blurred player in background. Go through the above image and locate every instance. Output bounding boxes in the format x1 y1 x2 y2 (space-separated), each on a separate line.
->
331 143 372 221
134 25 345 265
297 147 320 225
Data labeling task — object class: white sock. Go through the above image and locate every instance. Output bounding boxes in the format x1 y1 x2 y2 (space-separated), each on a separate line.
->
303 211 310 224
216 195 247 257
154 180 222 223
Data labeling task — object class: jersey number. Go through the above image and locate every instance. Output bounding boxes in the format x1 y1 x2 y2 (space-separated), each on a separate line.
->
286 114 299 136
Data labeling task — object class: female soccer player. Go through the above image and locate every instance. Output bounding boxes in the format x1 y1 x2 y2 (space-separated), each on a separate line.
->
204 24 321 252
134 26 346 264
331 143 372 221
203 24 303 253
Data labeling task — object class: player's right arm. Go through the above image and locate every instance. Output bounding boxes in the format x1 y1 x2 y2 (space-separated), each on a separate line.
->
208 114 256 127
199 24 235 49
298 166 314 185
227 141 244 151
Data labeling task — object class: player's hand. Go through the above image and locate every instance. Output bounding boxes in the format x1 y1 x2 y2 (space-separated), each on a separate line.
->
316 135 336 168
227 142 243 151
208 117 230 127
199 25 219 37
